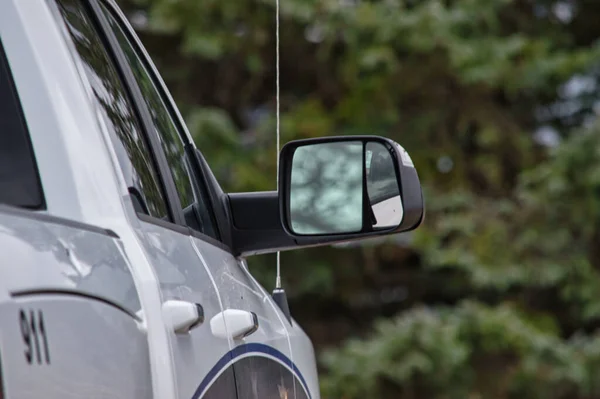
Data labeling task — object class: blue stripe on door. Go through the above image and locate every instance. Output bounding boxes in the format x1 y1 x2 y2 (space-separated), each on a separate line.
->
191 343 311 399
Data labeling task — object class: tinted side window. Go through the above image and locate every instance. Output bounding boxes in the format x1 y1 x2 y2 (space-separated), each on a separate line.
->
0 39 44 209
104 10 194 209
100 5 219 239
56 0 169 219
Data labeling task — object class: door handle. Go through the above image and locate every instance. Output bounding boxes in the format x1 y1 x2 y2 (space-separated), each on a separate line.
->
210 309 259 340
162 300 204 334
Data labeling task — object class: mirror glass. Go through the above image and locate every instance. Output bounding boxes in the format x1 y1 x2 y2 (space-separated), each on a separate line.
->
366 142 403 229
289 141 363 234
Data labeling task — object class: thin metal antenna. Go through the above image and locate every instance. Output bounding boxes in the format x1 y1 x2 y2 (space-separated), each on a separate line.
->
271 0 291 325
271 0 292 331
275 0 282 289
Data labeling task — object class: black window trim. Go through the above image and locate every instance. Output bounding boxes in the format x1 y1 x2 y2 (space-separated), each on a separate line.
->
88 0 231 251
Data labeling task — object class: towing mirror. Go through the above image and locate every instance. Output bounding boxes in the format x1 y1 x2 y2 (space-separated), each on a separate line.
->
278 136 424 240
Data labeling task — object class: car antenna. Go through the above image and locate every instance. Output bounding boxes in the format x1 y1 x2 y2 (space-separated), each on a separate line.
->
272 0 292 324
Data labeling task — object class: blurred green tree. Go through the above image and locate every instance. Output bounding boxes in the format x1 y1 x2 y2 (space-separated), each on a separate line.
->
117 0 600 397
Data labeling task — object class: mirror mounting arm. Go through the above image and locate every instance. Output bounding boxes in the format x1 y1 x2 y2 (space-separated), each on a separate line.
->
228 191 304 257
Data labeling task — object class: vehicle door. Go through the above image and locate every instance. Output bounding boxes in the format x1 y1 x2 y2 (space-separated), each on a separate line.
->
195 248 312 399
49 1 237 398
0 13 151 397
91 3 310 398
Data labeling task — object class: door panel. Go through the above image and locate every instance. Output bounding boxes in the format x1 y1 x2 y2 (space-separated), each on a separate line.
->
191 239 311 399
193 241 289 352
0 296 151 399
135 221 236 399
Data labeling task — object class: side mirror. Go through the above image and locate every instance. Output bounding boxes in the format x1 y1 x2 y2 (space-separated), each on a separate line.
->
279 136 424 242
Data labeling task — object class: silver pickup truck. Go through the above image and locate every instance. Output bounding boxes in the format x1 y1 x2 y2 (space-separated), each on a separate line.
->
0 1 424 398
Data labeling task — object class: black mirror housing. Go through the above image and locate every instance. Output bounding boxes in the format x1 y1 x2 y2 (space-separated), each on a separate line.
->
225 135 424 257
278 135 424 246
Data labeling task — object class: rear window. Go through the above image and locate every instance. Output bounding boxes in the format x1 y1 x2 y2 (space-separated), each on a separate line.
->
0 39 44 209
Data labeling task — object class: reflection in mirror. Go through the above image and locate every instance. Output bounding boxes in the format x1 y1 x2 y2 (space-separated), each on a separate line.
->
366 141 402 229
290 141 363 234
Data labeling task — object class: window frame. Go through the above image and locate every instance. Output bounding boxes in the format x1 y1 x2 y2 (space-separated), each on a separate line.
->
84 0 229 250
80 0 185 226
95 2 221 239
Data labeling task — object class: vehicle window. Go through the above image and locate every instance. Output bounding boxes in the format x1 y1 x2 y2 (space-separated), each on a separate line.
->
0 39 45 209
55 0 170 219
99 4 219 239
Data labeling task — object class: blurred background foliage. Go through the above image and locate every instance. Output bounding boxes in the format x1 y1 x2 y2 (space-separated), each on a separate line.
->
118 0 600 397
